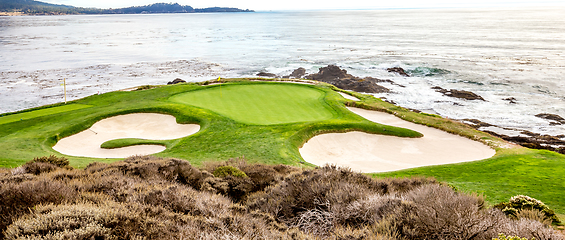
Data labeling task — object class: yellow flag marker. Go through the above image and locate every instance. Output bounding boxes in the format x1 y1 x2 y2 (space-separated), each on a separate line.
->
218 77 222 97
59 78 67 104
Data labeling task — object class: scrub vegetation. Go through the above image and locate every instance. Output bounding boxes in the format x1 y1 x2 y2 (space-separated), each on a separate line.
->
0 156 561 239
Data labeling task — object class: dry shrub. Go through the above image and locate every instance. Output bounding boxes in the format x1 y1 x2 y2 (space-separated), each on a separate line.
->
490 217 564 240
31 155 70 168
4 201 187 240
336 194 404 226
394 184 501 240
22 161 59 175
247 165 434 224
516 209 553 226
0 177 77 239
198 157 301 202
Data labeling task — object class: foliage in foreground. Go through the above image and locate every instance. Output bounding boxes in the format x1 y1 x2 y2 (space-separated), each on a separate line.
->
1 156 562 239
495 195 561 225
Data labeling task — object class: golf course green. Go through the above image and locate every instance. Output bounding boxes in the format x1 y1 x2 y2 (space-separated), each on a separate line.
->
0 79 563 218
170 84 334 125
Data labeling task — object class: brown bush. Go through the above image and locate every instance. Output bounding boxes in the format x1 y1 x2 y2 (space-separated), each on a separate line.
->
3 157 563 240
22 161 59 175
392 184 502 240
488 216 564 240
246 165 435 225
0 177 77 239
31 155 70 168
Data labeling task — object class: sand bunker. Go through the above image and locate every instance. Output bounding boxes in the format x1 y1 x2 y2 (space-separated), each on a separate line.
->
337 92 360 101
53 113 200 158
300 107 495 173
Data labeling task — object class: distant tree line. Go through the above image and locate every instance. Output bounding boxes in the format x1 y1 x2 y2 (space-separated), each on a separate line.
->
0 0 254 15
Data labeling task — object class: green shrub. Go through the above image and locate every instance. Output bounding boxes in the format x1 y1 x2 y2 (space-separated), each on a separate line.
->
495 195 561 225
212 165 248 178
493 234 532 240
31 155 69 168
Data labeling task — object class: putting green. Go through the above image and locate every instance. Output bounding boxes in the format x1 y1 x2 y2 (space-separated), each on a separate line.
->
170 84 335 125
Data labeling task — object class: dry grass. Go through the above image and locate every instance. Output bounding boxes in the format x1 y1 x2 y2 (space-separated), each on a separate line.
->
1 156 562 239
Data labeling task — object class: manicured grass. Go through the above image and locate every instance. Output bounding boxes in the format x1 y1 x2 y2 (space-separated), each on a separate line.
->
0 104 91 125
0 80 418 169
170 84 334 125
100 138 167 149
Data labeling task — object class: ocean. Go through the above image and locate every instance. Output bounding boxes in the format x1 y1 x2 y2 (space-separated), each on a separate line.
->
1 7 564 137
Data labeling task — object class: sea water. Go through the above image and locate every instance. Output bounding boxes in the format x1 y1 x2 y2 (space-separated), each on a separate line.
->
1 8 564 136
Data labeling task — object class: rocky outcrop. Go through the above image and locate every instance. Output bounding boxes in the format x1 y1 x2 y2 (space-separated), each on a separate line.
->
305 65 390 93
283 67 307 79
535 113 565 125
432 86 485 101
167 78 186 85
464 118 565 154
387 67 410 77
503 97 517 104
256 72 277 78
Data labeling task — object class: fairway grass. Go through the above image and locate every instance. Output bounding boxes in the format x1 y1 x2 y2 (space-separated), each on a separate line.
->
170 84 334 125
0 104 91 125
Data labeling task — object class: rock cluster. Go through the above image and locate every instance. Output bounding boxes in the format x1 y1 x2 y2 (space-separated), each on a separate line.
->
387 67 410 77
167 78 186 85
535 113 565 125
305 65 390 93
432 86 485 101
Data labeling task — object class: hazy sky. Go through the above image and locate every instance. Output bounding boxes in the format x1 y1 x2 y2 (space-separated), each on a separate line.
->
43 0 565 10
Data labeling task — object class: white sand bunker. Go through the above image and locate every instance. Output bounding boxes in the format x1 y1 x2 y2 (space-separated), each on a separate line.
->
53 113 200 158
300 107 495 173
337 92 360 101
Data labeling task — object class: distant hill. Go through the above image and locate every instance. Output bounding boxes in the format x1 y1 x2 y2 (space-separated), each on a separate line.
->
0 0 254 15
0 0 75 14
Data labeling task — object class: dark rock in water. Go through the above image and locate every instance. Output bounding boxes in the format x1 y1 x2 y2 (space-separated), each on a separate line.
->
463 119 493 128
283 67 307 79
467 119 565 154
305 65 350 81
535 113 565 124
503 97 517 104
167 78 186 85
387 67 410 77
257 72 277 77
365 77 406 87
432 86 485 101
305 65 390 93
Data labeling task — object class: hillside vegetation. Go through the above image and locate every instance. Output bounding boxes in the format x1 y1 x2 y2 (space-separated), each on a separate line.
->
1 78 564 233
0 0 253 15
0 156 562 239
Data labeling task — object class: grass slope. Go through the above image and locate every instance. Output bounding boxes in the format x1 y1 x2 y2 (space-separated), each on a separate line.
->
372 148 565 216
170 84 334 125
0 80 419 169
0 104 91 125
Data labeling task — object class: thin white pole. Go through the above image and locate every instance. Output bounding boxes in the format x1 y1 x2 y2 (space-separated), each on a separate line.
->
64 78 67 104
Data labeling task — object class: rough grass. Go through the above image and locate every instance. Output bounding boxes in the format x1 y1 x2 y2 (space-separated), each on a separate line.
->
169 83 335 125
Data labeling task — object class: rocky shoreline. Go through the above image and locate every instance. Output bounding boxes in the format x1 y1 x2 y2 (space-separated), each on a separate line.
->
256 65 565 154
